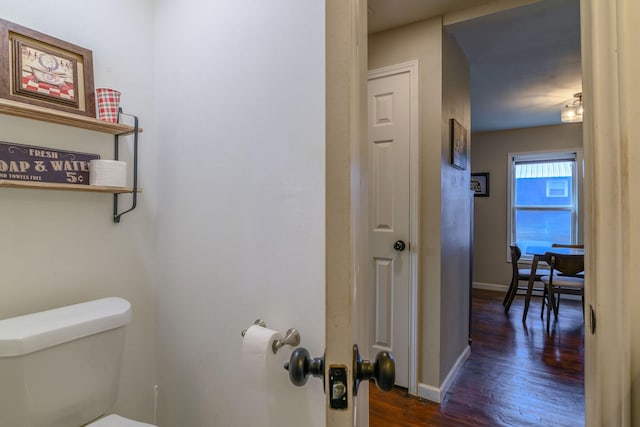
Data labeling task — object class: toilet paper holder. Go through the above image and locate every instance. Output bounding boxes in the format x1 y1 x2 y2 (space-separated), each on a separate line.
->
241 319 267 336
241 319 301 354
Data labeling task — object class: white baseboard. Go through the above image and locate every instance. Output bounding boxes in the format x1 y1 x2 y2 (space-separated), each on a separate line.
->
472 281 508 292
417 382 441 403
417 345 471 403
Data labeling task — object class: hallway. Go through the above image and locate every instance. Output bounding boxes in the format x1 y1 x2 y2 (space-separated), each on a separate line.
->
370 288 584 426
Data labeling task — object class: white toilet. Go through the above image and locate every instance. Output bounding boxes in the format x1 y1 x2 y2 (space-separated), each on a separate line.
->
0 297 156 427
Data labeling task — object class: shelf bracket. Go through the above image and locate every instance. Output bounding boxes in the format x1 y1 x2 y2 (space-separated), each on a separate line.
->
113 109 139 223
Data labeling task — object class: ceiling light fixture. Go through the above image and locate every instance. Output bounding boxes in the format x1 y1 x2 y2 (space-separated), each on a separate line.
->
561 92 583 123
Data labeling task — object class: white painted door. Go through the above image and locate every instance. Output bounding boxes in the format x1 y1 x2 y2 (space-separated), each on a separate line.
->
368 69 411 388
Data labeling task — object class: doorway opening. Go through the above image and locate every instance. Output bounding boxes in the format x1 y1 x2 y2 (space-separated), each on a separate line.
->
366 0 585 425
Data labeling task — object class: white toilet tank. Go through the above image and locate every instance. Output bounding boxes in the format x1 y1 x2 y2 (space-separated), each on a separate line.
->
0 297 132 427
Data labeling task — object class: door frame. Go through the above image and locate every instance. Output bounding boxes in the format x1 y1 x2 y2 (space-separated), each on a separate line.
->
367 60 420 396
580 0 637 425
328 0 637 425
325 0 368 425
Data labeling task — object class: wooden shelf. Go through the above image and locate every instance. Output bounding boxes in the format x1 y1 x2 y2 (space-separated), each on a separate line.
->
0 98 142 135
0 102 142 222
0 179 141 194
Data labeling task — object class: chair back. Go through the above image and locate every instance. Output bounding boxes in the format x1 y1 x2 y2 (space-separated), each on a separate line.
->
552 243 585 249
543 252 584 277
510 245 521 276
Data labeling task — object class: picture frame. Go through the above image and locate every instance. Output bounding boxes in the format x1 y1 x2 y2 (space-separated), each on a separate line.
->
0 18 95 117
471 172 490 197
450 118 468 170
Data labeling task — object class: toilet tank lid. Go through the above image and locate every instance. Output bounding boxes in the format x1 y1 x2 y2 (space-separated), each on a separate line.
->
0 297 132 357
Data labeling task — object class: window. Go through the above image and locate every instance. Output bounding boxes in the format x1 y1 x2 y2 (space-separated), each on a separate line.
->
508 151 583 260
546 180 568 198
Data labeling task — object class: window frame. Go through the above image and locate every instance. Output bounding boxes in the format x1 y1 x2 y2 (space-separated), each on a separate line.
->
506 149 584 262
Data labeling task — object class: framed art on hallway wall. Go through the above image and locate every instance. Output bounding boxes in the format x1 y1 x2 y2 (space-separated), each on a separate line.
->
450 118 468 170
471 172 489 197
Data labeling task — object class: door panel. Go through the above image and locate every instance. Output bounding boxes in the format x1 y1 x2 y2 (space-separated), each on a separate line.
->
368 70 411 388
373 257 393 351
372 140 395 229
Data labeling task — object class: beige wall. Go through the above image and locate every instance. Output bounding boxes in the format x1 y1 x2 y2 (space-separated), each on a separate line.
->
369 17 471 392
0 1 158 423
471 123 583 287
440 29 472 383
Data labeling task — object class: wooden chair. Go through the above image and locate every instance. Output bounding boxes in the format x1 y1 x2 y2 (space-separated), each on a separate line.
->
540 252 585 333
503 245 547 313
550 244 585 305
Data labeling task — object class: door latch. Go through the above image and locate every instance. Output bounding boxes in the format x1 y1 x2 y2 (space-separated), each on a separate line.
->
284 345 396 410
328 365 348 409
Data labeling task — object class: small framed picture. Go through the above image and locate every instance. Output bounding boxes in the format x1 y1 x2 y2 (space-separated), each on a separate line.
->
0 18 95 117
450 118 468 170
471 172 490 197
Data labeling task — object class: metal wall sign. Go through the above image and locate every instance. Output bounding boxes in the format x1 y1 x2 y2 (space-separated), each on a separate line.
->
0 141 99 185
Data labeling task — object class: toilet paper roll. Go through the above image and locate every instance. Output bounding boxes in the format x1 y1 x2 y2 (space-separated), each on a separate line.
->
240 325 283 386
89 160 127 187
240 325 294 424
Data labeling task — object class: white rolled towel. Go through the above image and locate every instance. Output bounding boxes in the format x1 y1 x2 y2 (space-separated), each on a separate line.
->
89 159 127 187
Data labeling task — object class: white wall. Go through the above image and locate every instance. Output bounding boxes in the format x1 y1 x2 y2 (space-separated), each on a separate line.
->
153 1 326 426
0 1 327 425
0 0 157 422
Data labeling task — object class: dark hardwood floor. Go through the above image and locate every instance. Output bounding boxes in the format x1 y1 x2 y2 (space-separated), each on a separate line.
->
370 288 585 426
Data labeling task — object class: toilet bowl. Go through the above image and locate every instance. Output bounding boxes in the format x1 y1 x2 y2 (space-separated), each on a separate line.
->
86 414 156 427
0 297 157 427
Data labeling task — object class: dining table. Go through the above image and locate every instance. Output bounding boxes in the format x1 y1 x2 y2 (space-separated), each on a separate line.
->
521 245 585 323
